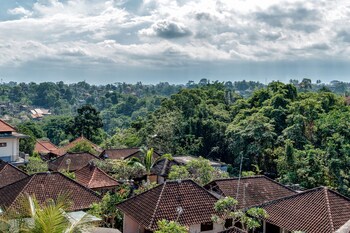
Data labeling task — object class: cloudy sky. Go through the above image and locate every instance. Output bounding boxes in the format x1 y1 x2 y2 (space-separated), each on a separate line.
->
1 0 350 84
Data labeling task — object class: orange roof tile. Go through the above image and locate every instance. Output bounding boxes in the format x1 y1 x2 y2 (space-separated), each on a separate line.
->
75 164 119 190
0 119 16 132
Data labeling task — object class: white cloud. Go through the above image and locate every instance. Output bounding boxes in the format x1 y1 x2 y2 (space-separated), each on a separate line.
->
7 7 33 18
1 0 350 74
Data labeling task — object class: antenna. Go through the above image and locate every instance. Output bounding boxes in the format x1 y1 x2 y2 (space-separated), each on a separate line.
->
235 152 244 206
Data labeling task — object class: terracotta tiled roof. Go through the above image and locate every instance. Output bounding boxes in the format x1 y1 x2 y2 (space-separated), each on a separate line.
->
75 164 119 190
51 136 102 156
100 148 141 160
48 152 100 172
0 172 101 212
34 140 58 154
260 186 350 233
117 179 219 231
0 119 16 132
219 226 247 233
204 176 296 209
0 160 28 188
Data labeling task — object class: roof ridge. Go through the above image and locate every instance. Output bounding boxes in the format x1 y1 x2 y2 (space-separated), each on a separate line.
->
206 175 296 193
94 166 119 183
7 175 35 210
87 166 97 187
0 119 16 131
148 182 167 230
258 186 325 209
324 188 335 232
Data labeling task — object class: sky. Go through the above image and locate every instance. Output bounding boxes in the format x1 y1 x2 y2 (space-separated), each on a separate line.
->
1 0 350 84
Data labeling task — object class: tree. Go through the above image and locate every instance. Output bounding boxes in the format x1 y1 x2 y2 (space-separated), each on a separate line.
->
89 187 130 229
71 105 103 143
155 220 188 233
67 140 98 155
168 157 228 185
211 197 268 231
25 156 48 174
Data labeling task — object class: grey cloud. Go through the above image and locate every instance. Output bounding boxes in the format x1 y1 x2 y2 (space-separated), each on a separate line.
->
150 20 192 39
255 5 321 32
337 30 350 43
195 12 212 21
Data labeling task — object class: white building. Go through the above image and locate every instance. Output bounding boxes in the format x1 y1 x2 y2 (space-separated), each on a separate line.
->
0 119 28 164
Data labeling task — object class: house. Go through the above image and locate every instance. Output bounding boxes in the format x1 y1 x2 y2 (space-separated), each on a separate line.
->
48 152 100 172
50 136 102 157
34 139 58 160
204 176 296 209
0 159 28 188
150 158 181 184
75 163 119 193
219 227 247 233
258 186 350 233
0 119 28 164
99 148 161 161
117 179 225 233
29 108 51 119
0 172 101 212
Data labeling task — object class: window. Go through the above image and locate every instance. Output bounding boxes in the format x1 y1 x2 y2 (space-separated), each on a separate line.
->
225 218 233 228
200 222 213 231
0 143 7 147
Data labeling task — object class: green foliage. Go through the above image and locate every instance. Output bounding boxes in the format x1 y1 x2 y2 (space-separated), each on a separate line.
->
212 196 268 231
168 157 228 185
1 194 93 233
155 220 188 233
25 156 48 174
71 105 103 143
134 181 159 195
94 159 145 180
89 187 130 229
61 169 76 180
67 141 98 155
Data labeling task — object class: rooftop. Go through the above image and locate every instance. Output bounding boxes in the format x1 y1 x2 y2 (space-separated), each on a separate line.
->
0 172 101 212
50 136 102 156
0 160 29 188
34 140 58 154
204 176 296 209
75 163 119 190
117 179 219 230
0 119 16 132
260 186 350 233
48 152 100 172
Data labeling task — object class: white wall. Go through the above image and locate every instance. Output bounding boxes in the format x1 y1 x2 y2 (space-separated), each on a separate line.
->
0 138 19 162
189 223 224 233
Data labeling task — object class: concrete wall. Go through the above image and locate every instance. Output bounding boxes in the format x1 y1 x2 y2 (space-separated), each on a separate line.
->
189 223 224 233
0 137 19 162
123 214 145 233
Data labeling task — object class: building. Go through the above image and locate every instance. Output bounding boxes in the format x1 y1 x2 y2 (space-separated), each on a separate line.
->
172 156 227 171
75 163 119 193
48 152 100 172
50 136 102 157
204 176 296 209
0 159 28 188
259 186 350 233
117 179 225 233
0 172 101 212
34 139 58 160
99 148 161 161
0 119 28 164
